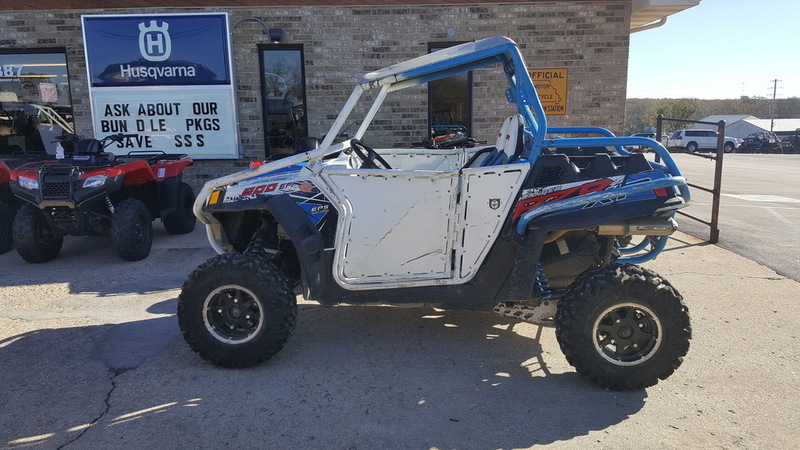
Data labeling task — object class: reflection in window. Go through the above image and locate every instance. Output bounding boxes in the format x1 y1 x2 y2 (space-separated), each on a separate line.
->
428 43 472 146
259 45 308 157
0 50 73 155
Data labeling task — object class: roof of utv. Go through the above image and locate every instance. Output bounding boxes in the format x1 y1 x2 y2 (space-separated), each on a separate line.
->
359 36 520 90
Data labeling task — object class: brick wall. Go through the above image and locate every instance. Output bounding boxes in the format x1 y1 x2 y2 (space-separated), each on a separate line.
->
0 2 631 191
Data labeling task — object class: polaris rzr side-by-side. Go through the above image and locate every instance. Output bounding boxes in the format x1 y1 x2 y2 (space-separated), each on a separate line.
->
178 37 692 390
8 133 196 262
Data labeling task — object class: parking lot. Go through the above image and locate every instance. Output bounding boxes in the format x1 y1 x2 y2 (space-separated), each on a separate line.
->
1 214 799 447
669 153 800 281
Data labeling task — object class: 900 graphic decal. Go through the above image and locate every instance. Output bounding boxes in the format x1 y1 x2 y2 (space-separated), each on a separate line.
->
222 178 334 228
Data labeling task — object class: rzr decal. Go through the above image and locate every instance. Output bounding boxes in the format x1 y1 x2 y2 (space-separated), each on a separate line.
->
513 177 621 219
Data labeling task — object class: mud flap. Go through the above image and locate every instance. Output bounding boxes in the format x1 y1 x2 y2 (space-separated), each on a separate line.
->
265 194 326 300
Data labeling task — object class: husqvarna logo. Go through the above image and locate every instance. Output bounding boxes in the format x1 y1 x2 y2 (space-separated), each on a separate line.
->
138 20 171 61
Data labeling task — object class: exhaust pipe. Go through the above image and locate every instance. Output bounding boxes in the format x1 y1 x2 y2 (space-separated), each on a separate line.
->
596 217 677 236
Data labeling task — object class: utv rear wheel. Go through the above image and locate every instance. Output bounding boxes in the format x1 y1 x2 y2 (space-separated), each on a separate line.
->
0 201 13 254
111 198 153 261
178 253 297 368
555 264 691 390
162 182 196 234
13 204 63 263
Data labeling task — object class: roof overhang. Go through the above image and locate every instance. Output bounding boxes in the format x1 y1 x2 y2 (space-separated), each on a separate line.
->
630 0 701 32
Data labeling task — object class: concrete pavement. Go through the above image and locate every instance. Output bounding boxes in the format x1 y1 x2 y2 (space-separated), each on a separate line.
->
0 226 798 448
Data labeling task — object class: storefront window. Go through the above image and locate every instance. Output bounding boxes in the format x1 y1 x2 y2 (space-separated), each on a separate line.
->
259 45 308 157
0 49 73 155
428 43 472 142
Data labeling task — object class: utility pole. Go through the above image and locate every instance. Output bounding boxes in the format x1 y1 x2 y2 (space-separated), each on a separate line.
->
770 79 781 132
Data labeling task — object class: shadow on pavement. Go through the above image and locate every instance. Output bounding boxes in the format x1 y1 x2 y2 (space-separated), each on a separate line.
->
0 226 215 296
1 304 646 448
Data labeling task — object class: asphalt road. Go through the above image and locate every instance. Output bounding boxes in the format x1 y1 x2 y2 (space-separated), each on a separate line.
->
666 153 800 281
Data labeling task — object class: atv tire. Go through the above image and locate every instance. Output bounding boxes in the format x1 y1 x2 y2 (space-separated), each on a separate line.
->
0 201 13 255
162 182 196 235
13 204 63 263
111 198 153 261
555 263 691 390
178 253 297 368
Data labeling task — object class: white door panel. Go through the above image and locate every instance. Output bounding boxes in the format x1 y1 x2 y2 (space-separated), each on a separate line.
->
326 170 458 287
457 165 529 279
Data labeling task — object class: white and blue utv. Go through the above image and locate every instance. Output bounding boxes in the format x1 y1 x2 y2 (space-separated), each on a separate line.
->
178 37 692 390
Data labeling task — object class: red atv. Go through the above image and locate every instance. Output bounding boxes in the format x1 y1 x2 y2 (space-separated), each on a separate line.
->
1 159 16 254
8 133 196 262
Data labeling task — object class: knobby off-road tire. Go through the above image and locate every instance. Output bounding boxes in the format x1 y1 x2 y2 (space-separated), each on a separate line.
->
13 203 63 263
555 263 691 390
0 201 13 255
162 182 196 235
177 253 298 368
111 198 153 261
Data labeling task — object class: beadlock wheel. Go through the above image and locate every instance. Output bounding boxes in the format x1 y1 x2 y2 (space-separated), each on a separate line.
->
203 284 265 344
592 302 662 366
178 253 297 368
555 263 691 390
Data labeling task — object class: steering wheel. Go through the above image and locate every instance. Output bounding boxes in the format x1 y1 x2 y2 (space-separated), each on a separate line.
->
349 139 392 169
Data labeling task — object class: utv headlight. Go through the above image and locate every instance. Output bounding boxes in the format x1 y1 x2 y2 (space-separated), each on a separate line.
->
18 175 39 190
82 174 108 188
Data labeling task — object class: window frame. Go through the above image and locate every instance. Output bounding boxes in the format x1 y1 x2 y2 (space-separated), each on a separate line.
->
258 43 308 158
0 47 73 156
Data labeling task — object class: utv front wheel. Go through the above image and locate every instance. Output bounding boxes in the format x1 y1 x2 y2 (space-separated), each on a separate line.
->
555 264 691 390
14 204 63 263
177 253 297 368
111 198 153 261
162 182 196 234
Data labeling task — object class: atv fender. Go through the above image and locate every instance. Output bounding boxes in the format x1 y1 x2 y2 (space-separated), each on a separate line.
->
264 194 327 300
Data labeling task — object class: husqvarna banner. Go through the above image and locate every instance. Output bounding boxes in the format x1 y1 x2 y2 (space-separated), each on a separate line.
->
82 13 238 159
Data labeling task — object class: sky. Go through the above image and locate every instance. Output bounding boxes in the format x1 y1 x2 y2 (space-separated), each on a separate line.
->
627 0 800 99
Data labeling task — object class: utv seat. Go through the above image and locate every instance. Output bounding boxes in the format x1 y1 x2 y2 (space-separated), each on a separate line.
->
463 114 525 168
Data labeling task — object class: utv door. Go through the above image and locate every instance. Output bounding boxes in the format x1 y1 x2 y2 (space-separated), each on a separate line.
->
323 162 528 289
325 169 459 288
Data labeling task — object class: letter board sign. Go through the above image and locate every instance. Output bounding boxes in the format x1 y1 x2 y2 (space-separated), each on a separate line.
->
82 13 238 159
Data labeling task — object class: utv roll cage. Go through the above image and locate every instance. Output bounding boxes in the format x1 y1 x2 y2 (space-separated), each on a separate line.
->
195 36 690 263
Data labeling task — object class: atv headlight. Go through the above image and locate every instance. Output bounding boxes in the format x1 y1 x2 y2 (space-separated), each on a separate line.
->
82 174 108 188
18 175 39 190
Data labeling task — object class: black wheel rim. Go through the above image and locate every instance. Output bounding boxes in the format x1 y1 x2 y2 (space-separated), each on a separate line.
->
134 215 146 243
203 285 263 343
593 303 661 366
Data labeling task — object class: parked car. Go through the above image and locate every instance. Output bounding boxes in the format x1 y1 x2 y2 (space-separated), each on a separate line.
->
739 131 784 153
667 129 740 153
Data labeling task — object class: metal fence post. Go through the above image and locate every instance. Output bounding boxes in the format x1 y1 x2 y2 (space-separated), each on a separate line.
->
709 120 725 243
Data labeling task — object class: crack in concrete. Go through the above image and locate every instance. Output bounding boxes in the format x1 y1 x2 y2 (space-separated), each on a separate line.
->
57 371 118 449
